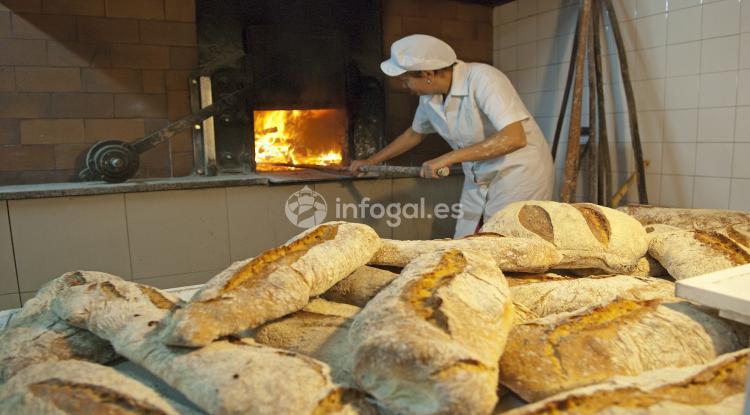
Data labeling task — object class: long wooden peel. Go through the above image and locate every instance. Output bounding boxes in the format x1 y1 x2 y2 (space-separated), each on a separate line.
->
560 0 592 202
551 9 582 161
586 10 598 203
601 0 648 204
611 160 650 207
258 163 449 177
592 0 612 206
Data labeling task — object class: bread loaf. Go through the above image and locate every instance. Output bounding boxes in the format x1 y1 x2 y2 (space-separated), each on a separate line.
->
0 360 179 414
162 222 381 347
648 228 750 280
619 204 750 231
50 273 374 415
369 233 562 272
504 272 573 287
350 249 514 415
481 201 648 273
321 266 398 307
499 298 745 401
253 299 360 386
0 271 117 383
503 348 748 415
509 275 675 323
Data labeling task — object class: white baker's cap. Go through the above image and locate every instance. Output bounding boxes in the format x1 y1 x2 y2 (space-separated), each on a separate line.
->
380 34 457 77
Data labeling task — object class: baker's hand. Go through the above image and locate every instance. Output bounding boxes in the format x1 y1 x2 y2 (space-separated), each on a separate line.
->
349 158 375 175
420 158 449 179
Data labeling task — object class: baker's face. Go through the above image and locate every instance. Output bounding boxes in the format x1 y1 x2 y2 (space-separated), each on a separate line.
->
398 73 434 96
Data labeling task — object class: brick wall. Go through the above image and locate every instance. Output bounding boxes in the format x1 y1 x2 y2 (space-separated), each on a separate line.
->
382 0 493 167
0 0 197 185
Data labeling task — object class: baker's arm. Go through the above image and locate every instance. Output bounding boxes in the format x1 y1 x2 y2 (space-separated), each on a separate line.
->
349 127 427 172
420 121 527 178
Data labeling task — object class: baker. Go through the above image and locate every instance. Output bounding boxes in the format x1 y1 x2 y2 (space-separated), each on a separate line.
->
349 34 555 237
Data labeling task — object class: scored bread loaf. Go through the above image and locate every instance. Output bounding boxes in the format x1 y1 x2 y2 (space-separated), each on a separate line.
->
50 273 375 415
350 249 514 415
321 266 398 307
481 201 648 273
253 299 360 386
509 275 675 323
503 348 749 415
504 272 573 287
0 360 179 414
499 298 745 402
368 233 562 272
162 222 380 347
0 271 118 383
648 228 750 280
618 204 750 231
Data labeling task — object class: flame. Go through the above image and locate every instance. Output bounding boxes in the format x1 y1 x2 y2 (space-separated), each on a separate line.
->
254 109 345 170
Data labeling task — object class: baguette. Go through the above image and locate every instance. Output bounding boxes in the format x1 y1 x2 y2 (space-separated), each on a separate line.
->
50 273 374 415
253 299 360 386
162 222 380 347
503 348 748 414
321 266 398 307
482 201 648 273
499 298 745 401
0 360 179 414
369 233 562 272
0 271 118 383
350 249 514 415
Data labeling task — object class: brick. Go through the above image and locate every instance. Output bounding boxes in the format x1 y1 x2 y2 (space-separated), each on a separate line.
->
0 67 14 91
114 93 167 118
0 0 42 13
20 119 85 144
0 169 73 185
170 150 192 176
0 93 50 118
476 22 492 42
142 71 165 93
16 67 82 92
417 0 457 20
0 39 46 66
165 70 189 90
0 12 10 37
402 17 442 38
137 141 170 177
140 21 196 46
82 68 141 92
111 44 170 69
0 119 20 144
457 3 491 22
53 143 90 169
0 145 55 171
143 118 167 134
169 47 198 69
84 118 145 140
383 0 419 17
47 42 110 67
51 93 114 118
383 16 402 37
166 90 188 120
169 129 191 152
43 0 105 16
11 13 76 40
165 0 195 22
78 16 139 43
106 0 164 20
441 20 477 41
453 39 491 63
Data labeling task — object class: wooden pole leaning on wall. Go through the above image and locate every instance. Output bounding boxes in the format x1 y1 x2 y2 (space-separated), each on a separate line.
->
551 12 581 161
592 0 612 206
586 4 598 204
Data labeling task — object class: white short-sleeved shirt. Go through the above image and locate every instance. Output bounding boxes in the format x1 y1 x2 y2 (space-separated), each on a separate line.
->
411 61 553 188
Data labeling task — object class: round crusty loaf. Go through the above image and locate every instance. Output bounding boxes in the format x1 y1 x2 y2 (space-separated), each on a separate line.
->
503 348 749 415
350 248 514 415
0 271 118 383
253 299 360 386
0 360 179 414
499 298 745 402
162 222 381 347
321 266 399 307
369 234 562 272
482 201 648 273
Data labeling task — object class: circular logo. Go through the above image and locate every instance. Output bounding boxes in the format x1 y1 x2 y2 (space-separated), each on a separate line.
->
285 186 328 228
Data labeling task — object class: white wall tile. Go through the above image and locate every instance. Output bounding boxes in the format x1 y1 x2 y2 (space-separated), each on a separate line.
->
538 0 562 13
697 107 736 141
645 173 662 205
518 42 538 69
735 106 750 141
738 69 750 105
740 33 750 68
0 202 17 295
743 0 750 33
518 16 538 44
702 0 741 39
537 63 566 91
666 41 700 77
516 68 538 93
701 35 739 73
699 71 738 108
695 142 733 176
660 174 694 207
518 0 538 18
537 9 559 39
613 19 639 52
665 75 700 109
636 13 668 49
497 47 518 71
611 0 638 21
667 0 700 11
668 6 701 44
692 176 731 208
664 109 698 141
729 178 750 210
638 110 664 142
662 142 697 174
633 78 665 110
633 46 667 80
732 142 750 178
536 90 563 116
637 0 667 17
556 6 579 35
494 1 517 25
642 142 663 173
497 22 518 49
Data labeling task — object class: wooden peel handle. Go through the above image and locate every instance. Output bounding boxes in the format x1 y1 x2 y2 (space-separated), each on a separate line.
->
359 165 450 177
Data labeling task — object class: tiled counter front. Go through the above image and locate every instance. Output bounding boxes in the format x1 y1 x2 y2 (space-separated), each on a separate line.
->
0 176 462 307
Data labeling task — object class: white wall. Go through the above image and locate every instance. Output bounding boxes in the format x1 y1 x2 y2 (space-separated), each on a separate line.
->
493 0 750 210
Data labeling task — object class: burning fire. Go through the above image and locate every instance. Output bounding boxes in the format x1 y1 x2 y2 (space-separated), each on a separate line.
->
254 109 346 170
